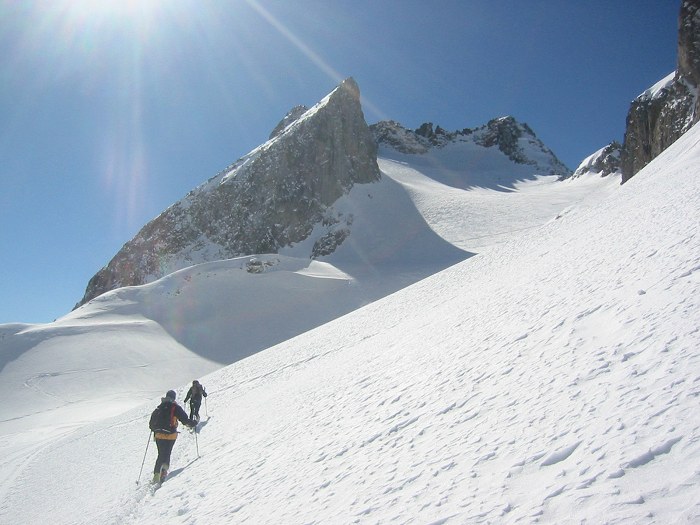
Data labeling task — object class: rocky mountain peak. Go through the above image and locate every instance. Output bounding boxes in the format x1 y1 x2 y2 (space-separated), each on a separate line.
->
572 142 622 179
77 77 380 308
269 105 309 139
474 116 534 164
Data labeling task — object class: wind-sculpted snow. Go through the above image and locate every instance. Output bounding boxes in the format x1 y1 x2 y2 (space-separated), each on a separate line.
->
1 120 699 523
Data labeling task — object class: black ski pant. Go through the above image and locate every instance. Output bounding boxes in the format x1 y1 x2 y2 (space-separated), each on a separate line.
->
154 438 176 474
189 400 201 420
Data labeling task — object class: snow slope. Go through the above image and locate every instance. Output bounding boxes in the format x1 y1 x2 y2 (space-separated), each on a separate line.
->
377 141 620 252
1 121 699 522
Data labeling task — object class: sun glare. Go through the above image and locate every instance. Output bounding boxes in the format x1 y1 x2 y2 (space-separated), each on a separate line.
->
49 0 172 48
42 0 177 233
65 0 165 19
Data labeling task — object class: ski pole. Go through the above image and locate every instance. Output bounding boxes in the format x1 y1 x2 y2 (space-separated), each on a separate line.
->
204 395 208 418
137 432 152 484
193 427 200 458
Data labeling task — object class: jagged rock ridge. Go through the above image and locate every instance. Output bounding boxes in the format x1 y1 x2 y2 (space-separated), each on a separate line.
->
269 105 308 140
621 0 700 181
77 78 380 307
371 116 571 177
572 142 622 179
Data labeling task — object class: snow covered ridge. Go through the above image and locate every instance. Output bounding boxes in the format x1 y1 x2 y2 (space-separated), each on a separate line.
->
371 116 571 178
637 71 676 102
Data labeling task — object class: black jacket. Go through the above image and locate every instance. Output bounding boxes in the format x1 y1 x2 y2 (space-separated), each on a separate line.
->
152 401 196 439
184 384 207 404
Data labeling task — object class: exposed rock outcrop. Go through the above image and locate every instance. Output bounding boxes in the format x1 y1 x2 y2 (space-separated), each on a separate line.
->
77 78 380 307
473 117 543 166
572 142 622 179
679 0 700 88
621 0 700 182
369 121 430 154
269 105 308 140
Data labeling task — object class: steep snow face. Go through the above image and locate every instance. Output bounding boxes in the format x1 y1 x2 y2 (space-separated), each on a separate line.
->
379 156 620 253
1 120 698 524
370 118 610 254
637 71 677 102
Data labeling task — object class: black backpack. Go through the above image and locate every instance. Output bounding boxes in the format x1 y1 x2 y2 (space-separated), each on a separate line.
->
192 384 204 399
149 402 176 432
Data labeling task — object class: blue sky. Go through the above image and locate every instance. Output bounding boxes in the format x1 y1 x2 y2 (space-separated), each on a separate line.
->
0 0 679 324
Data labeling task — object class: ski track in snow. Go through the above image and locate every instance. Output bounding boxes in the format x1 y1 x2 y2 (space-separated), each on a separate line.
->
1 125 700 523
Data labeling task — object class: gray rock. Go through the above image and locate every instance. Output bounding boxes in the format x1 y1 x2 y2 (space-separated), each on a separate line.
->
269 105 308 140
621 0 700 182
572 142 622 179
678 0 700 88
369 121 430 154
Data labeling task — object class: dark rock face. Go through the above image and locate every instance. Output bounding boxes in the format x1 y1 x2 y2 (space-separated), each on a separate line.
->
679 0 700 87
77 78 380 307
621 0 700 182
473 117 537 165
369 121 430 154
620 77 696 181
269 105 308 140
572 142 622 179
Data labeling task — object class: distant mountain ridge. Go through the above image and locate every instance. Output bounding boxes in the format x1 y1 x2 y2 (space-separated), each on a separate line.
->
371 116 571 178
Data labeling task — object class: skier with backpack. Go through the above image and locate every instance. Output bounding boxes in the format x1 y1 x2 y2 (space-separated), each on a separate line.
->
183 380 208 421
148 390 197 485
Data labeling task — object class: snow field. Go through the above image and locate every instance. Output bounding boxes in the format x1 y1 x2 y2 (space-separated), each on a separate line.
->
1 122 699 523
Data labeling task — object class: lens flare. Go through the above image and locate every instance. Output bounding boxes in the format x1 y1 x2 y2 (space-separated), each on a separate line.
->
43 0 171 232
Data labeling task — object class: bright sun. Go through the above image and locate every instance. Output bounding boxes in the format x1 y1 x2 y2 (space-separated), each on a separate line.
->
68 0 164 18
52 0 175 47
56 0 170 31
